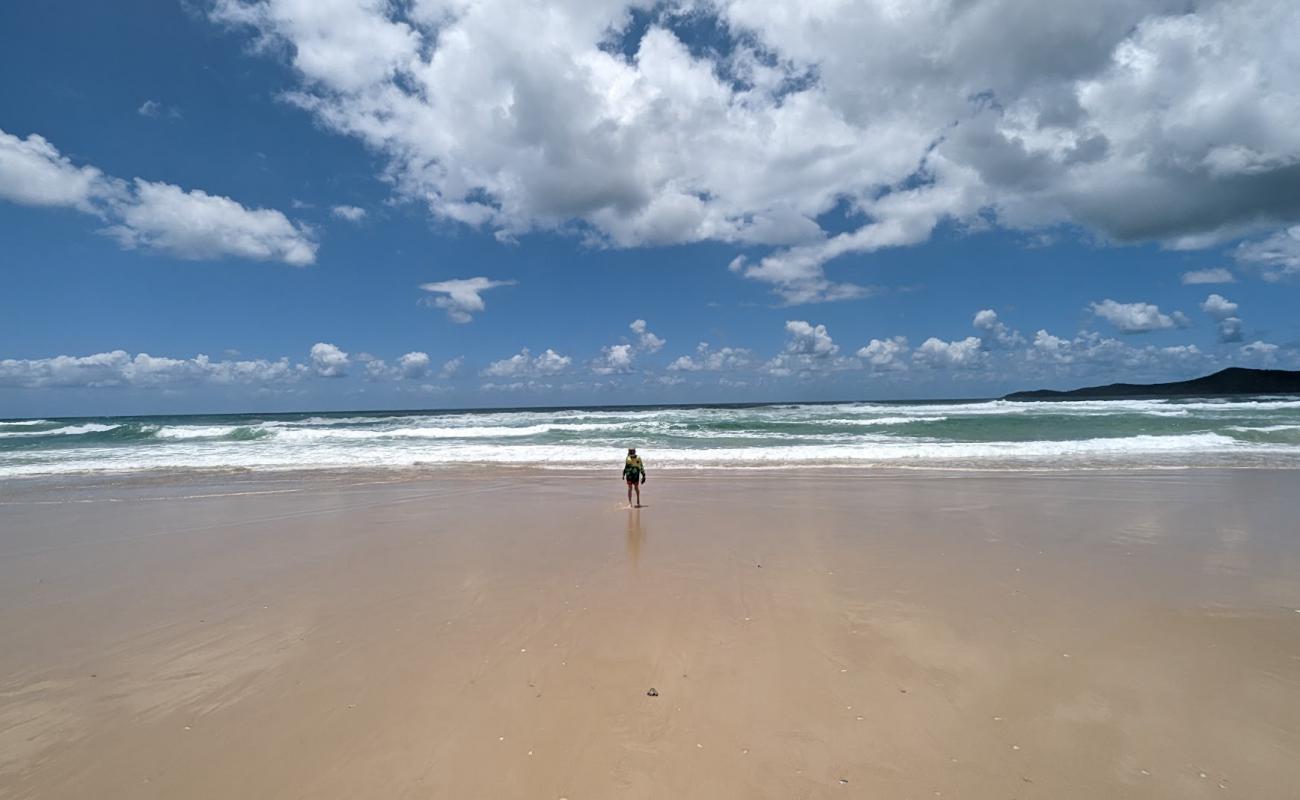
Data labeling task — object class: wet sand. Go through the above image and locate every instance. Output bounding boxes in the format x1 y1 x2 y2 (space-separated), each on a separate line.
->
1 468 1298 799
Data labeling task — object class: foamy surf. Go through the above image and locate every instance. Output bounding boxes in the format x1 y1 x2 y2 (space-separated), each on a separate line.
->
3 396 1299 477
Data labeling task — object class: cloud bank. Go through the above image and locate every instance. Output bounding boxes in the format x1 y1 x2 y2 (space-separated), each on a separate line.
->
210 0 1300 301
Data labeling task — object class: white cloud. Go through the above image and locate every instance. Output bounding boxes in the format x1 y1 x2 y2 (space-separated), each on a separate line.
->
309 342 349 377
914 336 987 369
331 204 367 222
0 127 316 265
629 319 665 353
1028 329 1210 373
972 309 1025 347
782 321 838 357
0 129 121 211
588 319 665 374
856 336 910 370
1030 330 1074 364
1235 226 1300 282
482 347 571 378
137 100 181 119
105 180 318 265
1239 340 1280 363
1199 293 1245 342
1215 317 1244 343
209 0 1300 302
397 351 431 379
0 350 303 389
1089 299 1189 334
1200 294 1239 320
591 343 636 375
358 350 437 381
765 320 852 375
668 343 752 372
728 255 875 306
419 276 515 323
1180 267 1235 285
438 356 464 378
358 354 392 380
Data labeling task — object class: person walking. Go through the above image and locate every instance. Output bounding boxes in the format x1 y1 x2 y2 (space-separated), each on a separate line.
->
623 448 646 507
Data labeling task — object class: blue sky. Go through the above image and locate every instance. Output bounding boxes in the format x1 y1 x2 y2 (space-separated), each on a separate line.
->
2 0 1298 417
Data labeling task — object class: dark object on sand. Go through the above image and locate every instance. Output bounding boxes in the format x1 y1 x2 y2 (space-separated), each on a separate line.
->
646 688 659 697
1005 367 1300 401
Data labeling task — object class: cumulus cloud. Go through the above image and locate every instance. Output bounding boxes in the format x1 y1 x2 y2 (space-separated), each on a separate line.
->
668 343 753 372
357 353 390 380
397 351 431 379
358 350 437 381
972 309 1025 347
782 321 838 357
1215 317 1244 343
765 320 852 375
1181 267 1235 285
1239 340 1280 364
1029 330 1074 365
438 356 464 378
0 127 316 265
1090 299 1189 334
0 129 121 211
1200 293 1243 343
331 204 367 222
629 319 665 353
591 343 636 375
1235 225 1300 281
914 337 987 369
0 350 304 389
105 180 318 265
1200 294 1238 319
208 0 1300 302
482 347 572 378
856 336 910 370
309 342 349 377
419 277 515 323
1029 329 1209 373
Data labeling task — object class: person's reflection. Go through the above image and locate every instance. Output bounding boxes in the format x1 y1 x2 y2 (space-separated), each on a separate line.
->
626 508 646 568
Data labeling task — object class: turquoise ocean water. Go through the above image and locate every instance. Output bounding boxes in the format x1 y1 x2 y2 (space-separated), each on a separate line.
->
3 396 1300 477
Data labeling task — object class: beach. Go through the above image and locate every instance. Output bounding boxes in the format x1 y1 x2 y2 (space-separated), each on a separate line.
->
1 467 1298 799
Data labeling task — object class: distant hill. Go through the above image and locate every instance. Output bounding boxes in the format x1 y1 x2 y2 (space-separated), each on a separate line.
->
1005 367 1300 401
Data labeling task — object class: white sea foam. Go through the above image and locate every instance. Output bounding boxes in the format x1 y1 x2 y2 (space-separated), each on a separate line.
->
820 416 948 426
268 422 630 441
5 399 1300 478
0 419 54 427
153 425 247 439
0 423 119 438
4 431 1296 477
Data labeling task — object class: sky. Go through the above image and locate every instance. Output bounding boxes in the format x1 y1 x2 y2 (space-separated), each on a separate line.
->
2 0 1299 417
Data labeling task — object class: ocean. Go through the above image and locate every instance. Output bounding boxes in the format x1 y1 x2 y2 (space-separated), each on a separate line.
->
3 396 1300 477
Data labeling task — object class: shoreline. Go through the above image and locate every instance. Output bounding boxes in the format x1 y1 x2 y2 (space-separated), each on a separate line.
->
5 460 1300 490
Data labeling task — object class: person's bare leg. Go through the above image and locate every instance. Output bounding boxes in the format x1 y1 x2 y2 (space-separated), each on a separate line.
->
633 483 641 507
627 483 634 507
